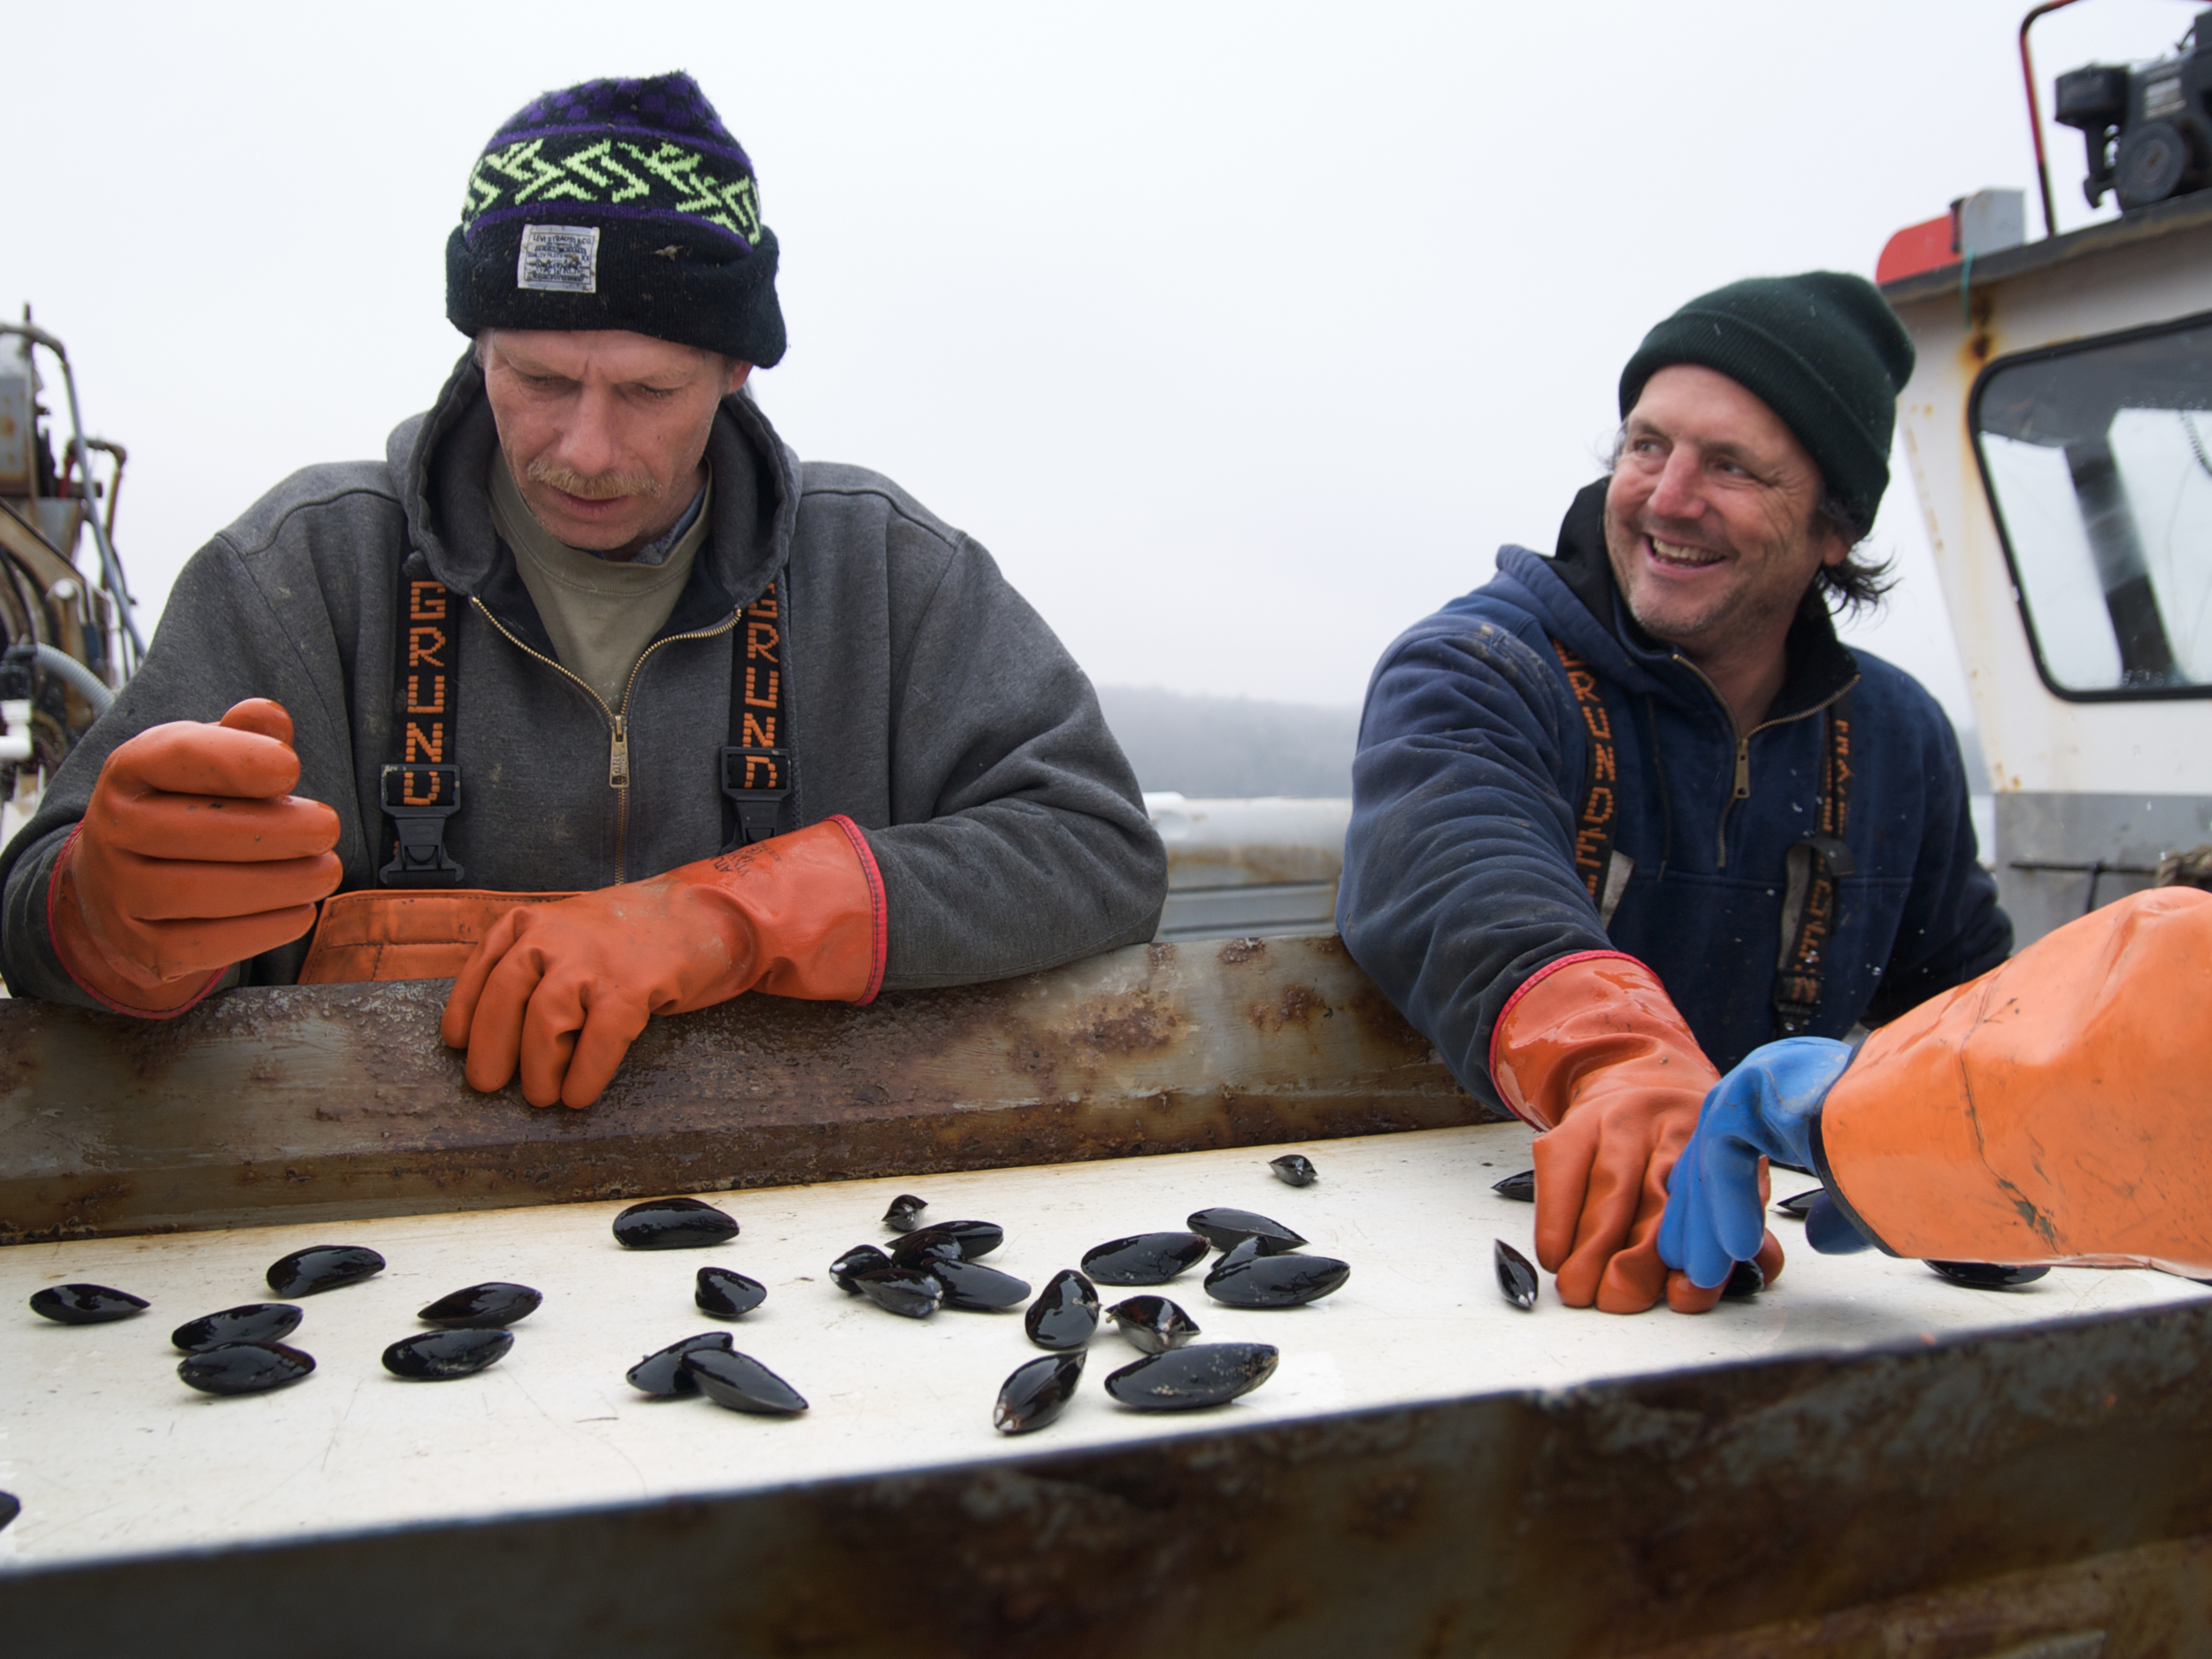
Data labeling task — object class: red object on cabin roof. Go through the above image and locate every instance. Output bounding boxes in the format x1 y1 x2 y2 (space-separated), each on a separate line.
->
1876 212 1959 286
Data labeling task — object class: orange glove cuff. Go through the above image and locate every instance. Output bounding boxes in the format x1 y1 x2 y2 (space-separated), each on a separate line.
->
47 828 226 1019
1489 950 1710 1129
709 813 887 1006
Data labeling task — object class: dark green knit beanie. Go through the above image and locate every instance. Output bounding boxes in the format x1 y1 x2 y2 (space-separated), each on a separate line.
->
1617 273 1913 532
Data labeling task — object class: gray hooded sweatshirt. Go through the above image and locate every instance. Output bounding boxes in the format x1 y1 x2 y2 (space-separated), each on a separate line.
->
1 355 1167 1005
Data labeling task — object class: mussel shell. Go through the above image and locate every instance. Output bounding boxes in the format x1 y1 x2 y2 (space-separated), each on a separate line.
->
1926 1259 2052 1290
178 1340 316 1396
1269 1154 1317 1187
172 1302 303 1354
1105 1294 1202 1354
0 1491 16 1534
1774 1187 1824 1219
683 1348 809 1416
1025 1269 1101 1350
853 1266 945 1318
1104 1342 1279 1411
626 1332 733 1396
418 1282 541 1329
265 1244 385 1297
882 1194 928 1233
695 1266 768 1318
926 1258 1031 1311
1494 1239 1540 1311
830 1244 893 1292
1203 1251 1349 1308
995 1352 1084 1434
1081 1231 1210 1286
1723 1259 1766 1300
28 1283 150 1325
611 1196 739 1250
1187 1207 1307 1256
888 1220 1004 1266
1493 1169 1537 1203
382 1327 514 1380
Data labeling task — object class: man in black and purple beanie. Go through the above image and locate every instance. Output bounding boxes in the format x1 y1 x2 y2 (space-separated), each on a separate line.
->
2 73 1168 1109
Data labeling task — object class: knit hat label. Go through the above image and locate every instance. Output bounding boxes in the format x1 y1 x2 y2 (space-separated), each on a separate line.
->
516 225 600 294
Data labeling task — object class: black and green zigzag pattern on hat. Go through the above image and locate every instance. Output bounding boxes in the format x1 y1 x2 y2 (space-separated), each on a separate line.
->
1618 273 1915 533
446 72 786 366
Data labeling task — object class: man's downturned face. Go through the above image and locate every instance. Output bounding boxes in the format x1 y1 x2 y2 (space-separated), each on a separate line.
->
1603 365 1847 658
480 329 749 557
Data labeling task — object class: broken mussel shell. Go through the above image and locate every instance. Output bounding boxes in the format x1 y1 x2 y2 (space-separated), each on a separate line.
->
178 1340 317 1396
1774 1187 1824 1220
1494 1169 1537 1203
882 1194 928 1233
1187 1207 1307 1256
29 1283 150 1325
172 1303 303 1354
695 1266 768 1319
1025 1269 1101 1350
888 1220 1005 1266
626 1332 733 1396
1081 1231 1210 1286
1269 1153 1318 1187
995 1351 1085 1435
265 1244 385 1298
383 1328 514 1380
1203 1239 1349 1308
1105 1342 1279 1411
0 1491 16 1535
1106 1294 1202 1354
926 1258 1031 1311
853 1265 946 1318
612 1196 740 1251
684 1348 809 1416
830 1244 893 1291
1495 1239 1540 1311
418 1282 541 1329
1926 1259 2052 1290
1723 1259 1766 1300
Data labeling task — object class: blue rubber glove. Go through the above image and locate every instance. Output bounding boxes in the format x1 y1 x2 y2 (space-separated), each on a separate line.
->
1659 1038 1855 1290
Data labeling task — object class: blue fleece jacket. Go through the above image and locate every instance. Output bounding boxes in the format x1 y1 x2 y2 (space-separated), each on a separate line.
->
1338 480 2010 1113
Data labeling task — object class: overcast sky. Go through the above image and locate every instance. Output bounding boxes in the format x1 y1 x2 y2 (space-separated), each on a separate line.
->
4 0 2199 723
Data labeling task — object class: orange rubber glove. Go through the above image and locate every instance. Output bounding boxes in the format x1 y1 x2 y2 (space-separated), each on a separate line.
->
49 699 343 1017
1490 952 1783 1313
441 816 887 1110
1818 887 2212 1276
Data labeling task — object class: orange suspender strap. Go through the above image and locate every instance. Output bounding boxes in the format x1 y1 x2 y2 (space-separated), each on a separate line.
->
380 567 464 887
720 577 791 849
1549 640 1619 910
1772 696 1855 1039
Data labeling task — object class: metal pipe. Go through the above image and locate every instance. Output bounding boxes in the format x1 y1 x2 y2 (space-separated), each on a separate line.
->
2021 0 2089 240
30 641 113 715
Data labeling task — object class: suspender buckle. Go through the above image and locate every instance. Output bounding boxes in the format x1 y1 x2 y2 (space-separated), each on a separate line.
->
377 764 465 887
719 746 792 846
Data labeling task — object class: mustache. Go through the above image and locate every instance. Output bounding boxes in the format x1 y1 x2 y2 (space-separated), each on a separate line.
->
525 458 664 502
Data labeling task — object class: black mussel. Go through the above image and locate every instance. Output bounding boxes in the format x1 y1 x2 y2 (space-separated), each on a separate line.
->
178 1340 316 1396
1495 1240 1540 1311
266 1244 384 1297
612 1196 739 1251
28 1283 149 1325
1025 1269 1101 1350
830 1244 893 1292
626 1333 733 1396
925 1258 1031 1311
1187 1207 1307 1256
1204 1244 1348 1308
418 1282 541 1329
695 1266 768 1319
1724 1259 1766 1300
888 1220 1004 1266
173 1303 303 1353
1269 1153 1318 1187
683 1348 809 1416
1927 1260 2052 1290
1106 1294 1202 1354
1105 1342 1279 1411
995 1352 1084 1434
1494 1169 1537 1203
0 1491 16 1535
852 1265 945 1318
1081 1231 1210 1286
384 1327 513 1380
883 1194 929 1233
1774 1187 1824 1220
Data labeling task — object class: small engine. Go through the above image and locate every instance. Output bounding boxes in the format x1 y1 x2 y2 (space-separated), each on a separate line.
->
2055 10 2212 211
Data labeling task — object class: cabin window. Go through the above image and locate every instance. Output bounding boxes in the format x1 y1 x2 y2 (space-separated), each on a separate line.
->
1973 312 2212 699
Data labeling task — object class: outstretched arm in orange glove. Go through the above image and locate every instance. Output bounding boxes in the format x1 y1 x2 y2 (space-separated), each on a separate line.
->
441 816 887 1110
50 698 344 1016
1489 951 1782 1314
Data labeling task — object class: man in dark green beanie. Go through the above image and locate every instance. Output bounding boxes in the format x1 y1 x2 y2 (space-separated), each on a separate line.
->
1339 272 2010 1317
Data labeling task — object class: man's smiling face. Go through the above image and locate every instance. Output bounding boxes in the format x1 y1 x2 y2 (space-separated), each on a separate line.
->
1602 364 1847 660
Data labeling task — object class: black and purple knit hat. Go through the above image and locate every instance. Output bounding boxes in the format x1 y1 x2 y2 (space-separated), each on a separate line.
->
445 73 785 366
